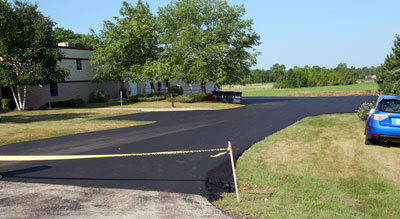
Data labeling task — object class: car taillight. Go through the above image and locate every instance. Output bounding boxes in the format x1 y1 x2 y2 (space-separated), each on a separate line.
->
372 114 388 121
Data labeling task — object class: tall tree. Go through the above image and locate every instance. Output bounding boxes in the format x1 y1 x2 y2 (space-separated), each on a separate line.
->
158 0 260 93
90 0 162 90
0 0 68 111
54 27 96 48
269 64 286 82
376 34 400 95
54 27 75 43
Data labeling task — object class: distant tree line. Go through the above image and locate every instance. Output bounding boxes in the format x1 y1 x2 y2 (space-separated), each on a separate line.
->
242 63 380 89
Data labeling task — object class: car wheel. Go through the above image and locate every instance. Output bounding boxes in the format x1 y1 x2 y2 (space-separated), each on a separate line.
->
365 136 375 145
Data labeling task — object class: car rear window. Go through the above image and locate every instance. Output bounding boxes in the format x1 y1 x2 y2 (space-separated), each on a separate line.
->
379 100 400 113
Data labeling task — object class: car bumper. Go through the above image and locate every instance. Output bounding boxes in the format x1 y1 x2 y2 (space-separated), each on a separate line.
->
366 121 400 140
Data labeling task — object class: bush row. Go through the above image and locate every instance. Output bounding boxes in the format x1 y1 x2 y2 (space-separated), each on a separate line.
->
128 94 167 102
127 93 208 103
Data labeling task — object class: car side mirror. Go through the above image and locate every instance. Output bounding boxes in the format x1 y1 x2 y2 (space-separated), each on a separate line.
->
363 106 370 110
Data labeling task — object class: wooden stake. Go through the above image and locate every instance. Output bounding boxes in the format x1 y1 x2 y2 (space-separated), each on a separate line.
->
228 141 240 203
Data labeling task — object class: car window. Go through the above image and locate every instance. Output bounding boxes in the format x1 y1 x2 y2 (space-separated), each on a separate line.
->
379 100 400 113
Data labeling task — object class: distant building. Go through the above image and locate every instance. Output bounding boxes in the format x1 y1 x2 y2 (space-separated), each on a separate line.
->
22 42 121 109
1 42 215 109
365 75 376 81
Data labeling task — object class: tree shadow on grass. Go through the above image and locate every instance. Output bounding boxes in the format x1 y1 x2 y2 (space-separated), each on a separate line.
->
1 113 95 124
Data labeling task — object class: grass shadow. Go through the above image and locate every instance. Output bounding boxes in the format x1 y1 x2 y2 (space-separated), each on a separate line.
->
1 113 95 124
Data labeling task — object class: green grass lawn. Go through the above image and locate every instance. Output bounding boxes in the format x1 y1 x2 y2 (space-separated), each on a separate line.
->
82 100 243 109
222 81 378 96
214 114 400 218
0 109 152 146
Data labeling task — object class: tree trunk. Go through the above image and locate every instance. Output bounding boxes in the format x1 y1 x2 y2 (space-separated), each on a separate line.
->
150 81 156 93
10 87 21 111
22 86 26 110
17 86 22 109
9 86 26 111
201 81 206 94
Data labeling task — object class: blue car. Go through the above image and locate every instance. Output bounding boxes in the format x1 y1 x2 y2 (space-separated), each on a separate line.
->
365 95 400 145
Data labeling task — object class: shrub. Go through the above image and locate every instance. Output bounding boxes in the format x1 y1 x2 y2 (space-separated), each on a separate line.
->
46 101 63 108
63 98 84 108
168 85 183 96
174 95 195 103
188 93 208 102
1 98 11 111
89 90 106 103
128 94 166 102
46 98 84 108
356 101 376 121
138 95 166 102
128 94 139 102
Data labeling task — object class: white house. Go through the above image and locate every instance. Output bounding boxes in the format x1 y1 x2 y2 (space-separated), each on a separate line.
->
1 42 216 109
23 42 121 109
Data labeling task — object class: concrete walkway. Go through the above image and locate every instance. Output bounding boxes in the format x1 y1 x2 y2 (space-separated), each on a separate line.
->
0 181 232 219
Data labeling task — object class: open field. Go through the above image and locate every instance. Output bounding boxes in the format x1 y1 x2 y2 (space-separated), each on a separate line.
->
0 109 152 146
222 81 378 96
83 100 243 109
214 113 400 218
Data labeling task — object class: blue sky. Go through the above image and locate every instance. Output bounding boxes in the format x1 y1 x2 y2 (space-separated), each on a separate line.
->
26 0 400 70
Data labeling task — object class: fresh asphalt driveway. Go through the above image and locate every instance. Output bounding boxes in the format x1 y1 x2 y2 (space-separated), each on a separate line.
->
0 96 377 199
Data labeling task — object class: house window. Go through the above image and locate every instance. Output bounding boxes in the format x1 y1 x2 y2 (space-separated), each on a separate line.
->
76 59 82 70
50 83 58 96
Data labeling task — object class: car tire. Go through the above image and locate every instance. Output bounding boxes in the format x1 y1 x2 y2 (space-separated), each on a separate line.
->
365 136 375 145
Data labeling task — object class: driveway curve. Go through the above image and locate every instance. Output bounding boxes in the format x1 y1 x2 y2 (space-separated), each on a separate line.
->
0 96 377 200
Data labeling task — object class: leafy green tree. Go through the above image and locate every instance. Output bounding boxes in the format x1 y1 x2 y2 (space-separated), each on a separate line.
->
54 27 96 48
0 0 68 111
269 64 286 82
246 69 270 83
158 0 260 93
90 0 162 91
376 34 400 95
54 27 75 43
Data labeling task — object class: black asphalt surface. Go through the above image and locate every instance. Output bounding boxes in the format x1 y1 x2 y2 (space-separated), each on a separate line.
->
0 96 377 199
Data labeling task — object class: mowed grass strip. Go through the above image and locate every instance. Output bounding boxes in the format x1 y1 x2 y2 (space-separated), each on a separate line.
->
222 81 378 96
214 114 400 218
83 100 243 109
0 109 152 146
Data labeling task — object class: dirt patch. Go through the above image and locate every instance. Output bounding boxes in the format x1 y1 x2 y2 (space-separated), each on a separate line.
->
288 90 377 97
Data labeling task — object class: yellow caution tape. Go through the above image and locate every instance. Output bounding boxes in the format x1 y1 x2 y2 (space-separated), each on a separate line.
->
210 151 228 158
0 148 229 161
